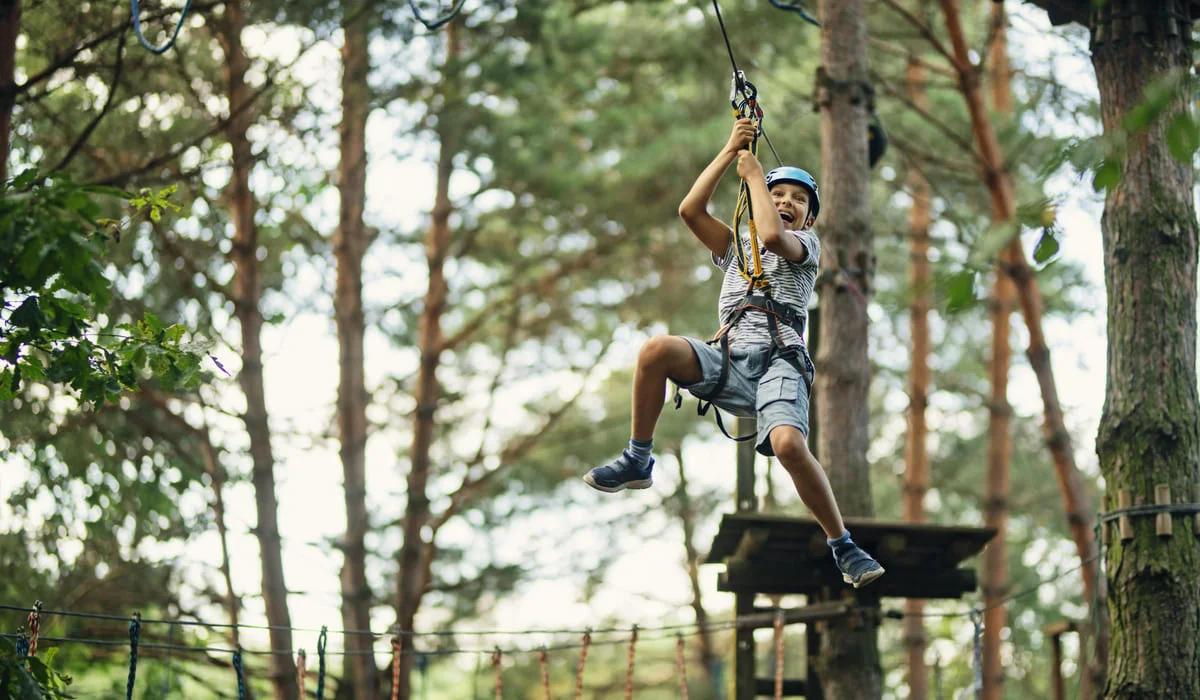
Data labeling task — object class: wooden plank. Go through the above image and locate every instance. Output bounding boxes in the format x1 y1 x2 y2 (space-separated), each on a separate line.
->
1118 489 1134 540
743 602 851 629
732 528 770 561
1155 484 1172 536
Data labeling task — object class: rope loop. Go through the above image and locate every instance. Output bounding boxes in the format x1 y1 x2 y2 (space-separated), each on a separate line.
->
26 601 41 657
573 630 591 700
391 637 402 700
233 647 247 700
538 646 551 700
297 649 307 698
131 0 194 54
624 625 638 700
316 626 328 700
970 607 983 698
675 634 689 700
492 646 503 699
408 0 467 31
126 613 141 700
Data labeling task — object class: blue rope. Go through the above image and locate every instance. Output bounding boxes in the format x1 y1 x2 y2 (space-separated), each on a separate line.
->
126 613 141 700
14 629 29 658
316 626 328 700
767 0 819 27
131 0 194 54
233 647 247 699
407 0 467 31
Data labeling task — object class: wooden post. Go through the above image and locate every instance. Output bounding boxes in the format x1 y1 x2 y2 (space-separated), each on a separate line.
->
733 417 757 700
1154 484 1172 537
1117 489 1133 541
1049 631 1064 700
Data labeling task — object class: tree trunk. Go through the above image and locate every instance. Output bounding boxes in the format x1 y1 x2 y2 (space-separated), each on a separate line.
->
672 445 722 692
219 2 298 696
983 6 1014 697
335 5 376 699
1091 3 1200 697
902 57 931 700
395 19 460 700
0 0 19 182
814 1 881 697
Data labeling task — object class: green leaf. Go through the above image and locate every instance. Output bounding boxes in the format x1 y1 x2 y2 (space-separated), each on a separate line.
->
1092 158 1122 192
945 270 977 313
9 296 46 331
142 312 164 338
9 168 39 190
63 190 91 214
1033 230 1061 264
0 368 16 400
969 220 1021 267
1166 113 1199 162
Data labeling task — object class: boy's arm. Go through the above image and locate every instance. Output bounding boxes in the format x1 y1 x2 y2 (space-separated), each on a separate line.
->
739 151 811 262
678 118 757 258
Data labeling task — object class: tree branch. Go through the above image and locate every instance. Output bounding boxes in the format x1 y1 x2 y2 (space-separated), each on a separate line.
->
875 0 956 66
867 36 956 79
871 68 985 167
50 32 128 173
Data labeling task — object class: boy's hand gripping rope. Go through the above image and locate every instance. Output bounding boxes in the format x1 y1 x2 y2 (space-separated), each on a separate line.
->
126 613 141 700
131 0 193 54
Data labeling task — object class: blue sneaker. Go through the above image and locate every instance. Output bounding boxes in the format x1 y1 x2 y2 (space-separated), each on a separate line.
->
833 545 885 589
583 452 654 493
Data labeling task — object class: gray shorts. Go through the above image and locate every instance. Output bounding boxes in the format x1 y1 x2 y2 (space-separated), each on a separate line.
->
677 337 815 457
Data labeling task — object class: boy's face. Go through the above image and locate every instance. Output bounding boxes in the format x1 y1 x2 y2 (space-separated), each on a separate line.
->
770 182 814 230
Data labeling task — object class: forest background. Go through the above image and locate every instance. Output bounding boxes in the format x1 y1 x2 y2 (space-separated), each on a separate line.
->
1 0 1189 697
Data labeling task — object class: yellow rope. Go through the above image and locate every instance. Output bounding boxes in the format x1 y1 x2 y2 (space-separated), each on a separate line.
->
730 119 769 291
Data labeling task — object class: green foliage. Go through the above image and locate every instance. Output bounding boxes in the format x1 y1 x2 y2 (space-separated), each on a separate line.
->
0 639 74 699
0 173 214 405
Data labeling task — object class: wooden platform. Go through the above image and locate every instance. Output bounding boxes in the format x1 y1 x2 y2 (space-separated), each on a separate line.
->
705 512 997 599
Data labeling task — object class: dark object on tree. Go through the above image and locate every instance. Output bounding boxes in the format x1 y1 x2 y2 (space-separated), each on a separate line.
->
1020 0 1200 28
868 115 888 168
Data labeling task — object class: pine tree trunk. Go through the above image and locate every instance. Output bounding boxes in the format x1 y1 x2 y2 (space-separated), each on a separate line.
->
1091 3 1200 696
983 7 1014 697
395 20 460 700
902 57 931 700
219 2 298 696
0 0 19 182
335 6 376 699
814 1 882 696
672 446 721 692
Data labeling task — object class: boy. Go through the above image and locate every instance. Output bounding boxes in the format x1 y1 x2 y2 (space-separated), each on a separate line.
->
582 118 885 588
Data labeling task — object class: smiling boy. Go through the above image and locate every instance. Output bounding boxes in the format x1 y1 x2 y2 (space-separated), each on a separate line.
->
582 118 884 588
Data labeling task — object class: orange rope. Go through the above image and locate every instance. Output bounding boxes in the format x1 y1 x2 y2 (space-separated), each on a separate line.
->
538 647 551 699
675 634 689 700
573 631 591 700
492 647 503 700
391 638 402 700
297 649 307 698
624 626 638 700
773 609 785 700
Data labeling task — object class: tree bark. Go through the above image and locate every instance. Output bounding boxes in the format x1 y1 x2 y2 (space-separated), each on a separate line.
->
815 1 882 697
219 2 298 696
1091 3 1200 697
336 5 376 699
902 57 932 700
0 0 19 183
983 6 1015 697
395 19 460 700
672 445 722 692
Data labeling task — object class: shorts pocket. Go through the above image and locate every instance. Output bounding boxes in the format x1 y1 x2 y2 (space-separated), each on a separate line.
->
757 375 799 411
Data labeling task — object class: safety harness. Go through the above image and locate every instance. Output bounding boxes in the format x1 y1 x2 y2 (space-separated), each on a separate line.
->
670 72 813 442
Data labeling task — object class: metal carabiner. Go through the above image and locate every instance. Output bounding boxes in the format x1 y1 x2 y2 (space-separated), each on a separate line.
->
730 71 758 114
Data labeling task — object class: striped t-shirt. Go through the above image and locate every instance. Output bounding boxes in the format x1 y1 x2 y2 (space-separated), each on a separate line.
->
711 229 820 349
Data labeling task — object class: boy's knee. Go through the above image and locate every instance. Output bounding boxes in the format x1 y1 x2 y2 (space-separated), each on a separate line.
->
770 426 811 466
639 335 683 369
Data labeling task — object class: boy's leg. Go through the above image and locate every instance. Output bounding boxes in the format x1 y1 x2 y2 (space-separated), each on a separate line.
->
583 336 705 493
758 355 884 588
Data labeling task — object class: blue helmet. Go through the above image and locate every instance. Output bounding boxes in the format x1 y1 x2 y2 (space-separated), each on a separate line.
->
765 166 820 222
